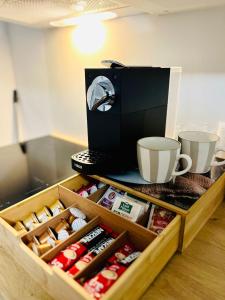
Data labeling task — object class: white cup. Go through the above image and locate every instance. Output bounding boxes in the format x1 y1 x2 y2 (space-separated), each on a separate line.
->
178 131 225 173
137 137 192 183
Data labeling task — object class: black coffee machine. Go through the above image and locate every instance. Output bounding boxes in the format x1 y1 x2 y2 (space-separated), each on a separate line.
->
72 61 178 175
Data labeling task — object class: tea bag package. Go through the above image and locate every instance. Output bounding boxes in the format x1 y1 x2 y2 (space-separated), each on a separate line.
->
111 197 144 222
98 186 125 210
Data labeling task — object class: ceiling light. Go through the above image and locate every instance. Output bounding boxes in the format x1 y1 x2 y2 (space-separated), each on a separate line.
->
50 11 117 27
72 20 106 54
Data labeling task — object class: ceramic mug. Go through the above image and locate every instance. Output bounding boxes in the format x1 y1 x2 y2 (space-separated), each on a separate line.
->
137 137 192 183
178 131 225 174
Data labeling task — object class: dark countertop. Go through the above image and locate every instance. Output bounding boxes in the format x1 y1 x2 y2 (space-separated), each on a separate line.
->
0 136 85 210
0 135 224 212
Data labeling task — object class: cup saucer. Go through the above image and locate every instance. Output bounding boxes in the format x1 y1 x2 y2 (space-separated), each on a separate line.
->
106 169 152 185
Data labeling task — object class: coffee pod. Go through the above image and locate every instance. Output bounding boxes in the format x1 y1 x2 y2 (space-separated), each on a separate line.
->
86 183 98 195
77 186 89 198
58 229 70 241
36 206 52 223
55 219 70 233
37 228 57 244
49 200 65 217
32 243 52 257
14 221 26 232
69 207 86 220
22 213 40 231
71 218 87 232
68 215 76 225
47 237 57 247
27 241 38 250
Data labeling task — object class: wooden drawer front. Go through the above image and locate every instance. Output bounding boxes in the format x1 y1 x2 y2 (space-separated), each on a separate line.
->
61 172 225 252
183 173 225 250
0 180 180 300
103 215 181 300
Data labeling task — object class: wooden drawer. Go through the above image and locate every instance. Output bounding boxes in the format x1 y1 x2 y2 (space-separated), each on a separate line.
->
0 178 181 300
182 173 225 250
81 173 225 252
0 184 79 249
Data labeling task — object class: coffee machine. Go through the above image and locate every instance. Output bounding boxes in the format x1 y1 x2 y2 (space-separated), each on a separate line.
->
72 62 181 175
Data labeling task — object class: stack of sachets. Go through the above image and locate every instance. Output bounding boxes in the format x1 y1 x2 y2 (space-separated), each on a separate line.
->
98 186 150 223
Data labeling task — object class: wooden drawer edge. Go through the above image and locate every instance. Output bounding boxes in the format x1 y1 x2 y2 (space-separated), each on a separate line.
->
50 267 92 300
183 196 224 250
141 215 181 263
0 185 60 217
0 217 23 252
186 172 225 215
103 215 181 300
91 175 187 216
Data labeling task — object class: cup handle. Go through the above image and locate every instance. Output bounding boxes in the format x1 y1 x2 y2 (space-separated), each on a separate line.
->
211 148 225 167
172 154 192 177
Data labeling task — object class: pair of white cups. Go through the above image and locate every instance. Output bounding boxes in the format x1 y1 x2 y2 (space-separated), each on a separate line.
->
137 131 225 184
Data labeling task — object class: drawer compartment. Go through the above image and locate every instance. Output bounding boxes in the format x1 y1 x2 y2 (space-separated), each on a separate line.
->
60 172 225 251
88 173 225 251
0 183 181 300
0 185 78 238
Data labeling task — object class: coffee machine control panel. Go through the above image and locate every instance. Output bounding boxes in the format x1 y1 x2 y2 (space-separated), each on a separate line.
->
71 150 115 175
87 76 115 112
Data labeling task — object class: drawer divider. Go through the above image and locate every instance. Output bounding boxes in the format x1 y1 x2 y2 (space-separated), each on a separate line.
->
41 216 100 262
74 231 128 280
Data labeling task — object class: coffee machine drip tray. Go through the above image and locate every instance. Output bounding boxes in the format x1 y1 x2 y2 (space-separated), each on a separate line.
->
71 149 118 175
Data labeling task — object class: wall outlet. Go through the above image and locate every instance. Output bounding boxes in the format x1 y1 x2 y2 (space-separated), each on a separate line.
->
217 122 225 158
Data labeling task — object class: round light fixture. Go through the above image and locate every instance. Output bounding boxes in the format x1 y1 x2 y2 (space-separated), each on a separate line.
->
72 20 106 54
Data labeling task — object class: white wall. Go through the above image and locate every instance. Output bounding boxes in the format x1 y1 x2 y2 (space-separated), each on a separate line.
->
1 6 225 148
0 22 52 147
0 22 16 147
7 24 52 143
45 6 225 145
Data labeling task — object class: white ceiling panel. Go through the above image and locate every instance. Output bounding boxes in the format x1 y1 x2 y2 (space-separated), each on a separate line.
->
0 0 129 27
121 0 225 15
0 0 225 27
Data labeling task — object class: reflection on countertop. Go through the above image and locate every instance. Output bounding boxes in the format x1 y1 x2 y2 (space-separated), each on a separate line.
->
0 136 85 210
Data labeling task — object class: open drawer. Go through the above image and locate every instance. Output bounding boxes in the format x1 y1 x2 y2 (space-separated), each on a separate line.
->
0 184 80 250
60 172 225 251
0 182 180 300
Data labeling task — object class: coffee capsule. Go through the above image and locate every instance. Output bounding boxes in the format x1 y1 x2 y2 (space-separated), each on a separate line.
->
55 219 70 234
14 221 26 232
37 228 57 245
49 200 65 217
69 207 86 220
32 243 52 257
36 206 52 223
71 218 87 232
22 213 39 231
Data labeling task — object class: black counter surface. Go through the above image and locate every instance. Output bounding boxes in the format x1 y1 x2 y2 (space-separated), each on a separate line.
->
0 136 85 210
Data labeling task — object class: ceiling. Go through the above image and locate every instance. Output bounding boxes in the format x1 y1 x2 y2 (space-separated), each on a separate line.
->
0 0 225 28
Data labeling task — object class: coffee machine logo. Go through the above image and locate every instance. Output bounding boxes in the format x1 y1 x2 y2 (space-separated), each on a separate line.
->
87 76 115 112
